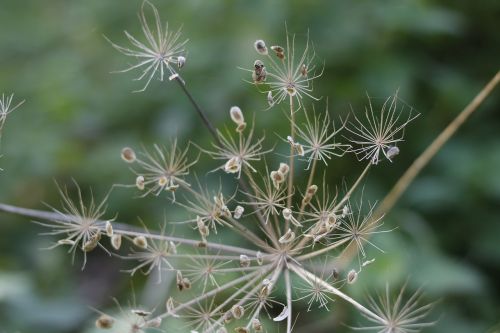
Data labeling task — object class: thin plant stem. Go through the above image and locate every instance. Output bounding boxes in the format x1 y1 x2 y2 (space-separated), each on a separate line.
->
173 76 219 141
286 94 296 215
0 202 259 256
297 157 318 220
284 268 293 333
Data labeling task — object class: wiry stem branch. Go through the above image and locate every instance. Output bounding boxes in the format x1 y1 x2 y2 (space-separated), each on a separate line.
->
0 202 259 256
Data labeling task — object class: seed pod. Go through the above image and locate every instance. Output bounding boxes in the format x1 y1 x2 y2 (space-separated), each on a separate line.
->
230 106 245 125
296 143 305 156
342 205 349 218
332 268 339 280
386 146 400 161
133 236 148 249
233 205 244 219
158 176 168 187
231 305 245 319
83 232 100 252
121 147 136 163
347 269 358 284
282 208 293 220
111 234 122 250
234 328 249 333
270 170 284 189
278 163 289 176
254 39 268 55
300 64 308 77
252 60 266 83
279 228 295 244
256 251 264 265
135 175 145 190
168 241 177 254
271 45 285 59
177 56 186 68
306 185 318 196
95 314 114 329
223 311 233 324
224 156 241 174
105 221 113 237
166 297 176 314
252 318 263 331
239 254 250 267
267 91 274 107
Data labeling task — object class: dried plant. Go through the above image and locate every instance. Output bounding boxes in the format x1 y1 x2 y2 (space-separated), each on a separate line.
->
0 93 23 170
0 2 499 333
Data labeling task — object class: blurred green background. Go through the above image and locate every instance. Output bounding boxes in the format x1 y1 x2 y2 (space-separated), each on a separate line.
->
0 0 499 332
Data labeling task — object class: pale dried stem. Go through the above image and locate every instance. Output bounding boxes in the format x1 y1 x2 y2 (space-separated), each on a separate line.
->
0 202 258 256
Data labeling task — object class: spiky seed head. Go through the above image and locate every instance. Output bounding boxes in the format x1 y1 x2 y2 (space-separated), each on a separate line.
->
135 175 145 190
177 56 186 68
254 39 268 55
231 304 245 319
279 228 295 244
347 269 358 284
252 318 263 331
121 147 136 163
239 254 250 267
133 236 148 249
111 234 122 250
105 221 113 237
233 205 244 219
95 314 114 329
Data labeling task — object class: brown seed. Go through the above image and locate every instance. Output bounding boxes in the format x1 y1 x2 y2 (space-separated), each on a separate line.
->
254 39 268 55
121 147 136 163
347 269 358 284
133 236 148 249
111 234 122 250
231 304 245 319
95 314 114 329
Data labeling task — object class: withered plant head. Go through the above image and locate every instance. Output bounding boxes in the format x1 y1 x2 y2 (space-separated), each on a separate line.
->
106 0 188 92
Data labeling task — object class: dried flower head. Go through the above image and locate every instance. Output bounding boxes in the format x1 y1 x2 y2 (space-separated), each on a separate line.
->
246 28 323 108
36 180 113 269
346 92 419 165
106 1 188 92
123 140 197 201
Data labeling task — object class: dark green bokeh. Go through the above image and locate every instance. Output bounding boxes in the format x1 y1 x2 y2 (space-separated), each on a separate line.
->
0 0 499 332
